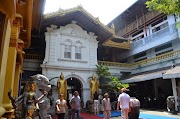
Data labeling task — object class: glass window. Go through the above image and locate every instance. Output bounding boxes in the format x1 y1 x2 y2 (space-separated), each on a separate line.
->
75 46 81 59
64 45 71 58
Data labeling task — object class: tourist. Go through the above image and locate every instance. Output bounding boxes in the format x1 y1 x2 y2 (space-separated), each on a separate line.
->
93 91 99 114
102 93 111 119
56 94 67 119
117 88 131 119
70 91 81 119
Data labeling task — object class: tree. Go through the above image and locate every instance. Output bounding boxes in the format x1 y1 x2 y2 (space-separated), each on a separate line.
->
96 64 110 90
146 0 180 15
96 64 110 80
109 76 129 92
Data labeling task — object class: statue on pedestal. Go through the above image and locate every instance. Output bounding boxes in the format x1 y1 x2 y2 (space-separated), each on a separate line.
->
8 74 51 119
90 74 99 100
57 72 67 100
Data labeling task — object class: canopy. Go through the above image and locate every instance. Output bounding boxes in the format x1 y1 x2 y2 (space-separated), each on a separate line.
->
121 70 167 83
163 66 180 79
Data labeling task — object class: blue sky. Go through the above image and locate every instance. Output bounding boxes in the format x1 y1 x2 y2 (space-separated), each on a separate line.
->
44 0 137 25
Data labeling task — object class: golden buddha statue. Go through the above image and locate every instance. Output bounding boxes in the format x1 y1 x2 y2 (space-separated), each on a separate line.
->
90 74 99 100
57 72 67 100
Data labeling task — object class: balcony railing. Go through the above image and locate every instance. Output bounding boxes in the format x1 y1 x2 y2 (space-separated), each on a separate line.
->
98 61 131 68
118 11 162 36
98 50 180 68
131 23 178 48
24 54 44 60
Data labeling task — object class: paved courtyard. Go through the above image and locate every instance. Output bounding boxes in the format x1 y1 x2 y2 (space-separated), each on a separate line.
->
111 110 180 119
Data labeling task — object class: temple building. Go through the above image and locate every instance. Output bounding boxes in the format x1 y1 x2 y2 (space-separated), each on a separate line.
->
1 0 180 117
23 0 180 111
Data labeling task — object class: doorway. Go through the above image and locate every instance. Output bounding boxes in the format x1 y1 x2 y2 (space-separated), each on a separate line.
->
66 77 82 108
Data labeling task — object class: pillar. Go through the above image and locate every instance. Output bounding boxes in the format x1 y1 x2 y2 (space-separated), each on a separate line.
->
2 45 17 111
0 17 12 117
171 78 178 111
82 88 90 108
13 64 21 97
2 18 20 111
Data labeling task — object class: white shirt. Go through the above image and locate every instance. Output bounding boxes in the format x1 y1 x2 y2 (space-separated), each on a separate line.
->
118 93 130 109
56 99 66 113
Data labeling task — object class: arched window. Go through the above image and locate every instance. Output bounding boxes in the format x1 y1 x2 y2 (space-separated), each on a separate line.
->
64 40 72 58
75 46 81 59
75 42 82 59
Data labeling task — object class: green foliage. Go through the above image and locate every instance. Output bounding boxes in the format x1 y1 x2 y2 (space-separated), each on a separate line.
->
146 0 180 15
109 76 129 92
96 64 110 79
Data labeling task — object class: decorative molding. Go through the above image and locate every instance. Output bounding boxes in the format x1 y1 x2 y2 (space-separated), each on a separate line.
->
9 38 18 47
10 24 20 40
103 39 131 49
17 39 24 50
58 58 88 63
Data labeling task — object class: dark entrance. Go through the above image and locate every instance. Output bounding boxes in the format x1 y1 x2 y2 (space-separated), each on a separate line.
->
66 77 82 108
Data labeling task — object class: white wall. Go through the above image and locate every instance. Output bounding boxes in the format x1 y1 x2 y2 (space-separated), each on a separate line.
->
41 21 98 105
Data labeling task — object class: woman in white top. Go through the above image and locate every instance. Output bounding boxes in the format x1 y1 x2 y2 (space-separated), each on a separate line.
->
56 94 67 119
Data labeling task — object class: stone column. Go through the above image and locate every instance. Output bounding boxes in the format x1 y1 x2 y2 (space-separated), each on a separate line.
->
2 16 20 112
13 64 21 97
2 44 17 111
171 78 178 111
82 88 90 108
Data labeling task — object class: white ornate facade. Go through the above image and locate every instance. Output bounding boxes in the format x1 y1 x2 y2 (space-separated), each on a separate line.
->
41 21 98 105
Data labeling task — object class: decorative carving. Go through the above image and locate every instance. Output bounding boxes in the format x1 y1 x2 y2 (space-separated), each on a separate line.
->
46 25 57 32
8 74 52 119
103 39 131 49
9 38 18 47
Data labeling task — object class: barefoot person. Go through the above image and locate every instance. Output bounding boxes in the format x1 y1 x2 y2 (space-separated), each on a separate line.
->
102 93 111 119
117 88 130 119
56 94 67 119
93 91 99 114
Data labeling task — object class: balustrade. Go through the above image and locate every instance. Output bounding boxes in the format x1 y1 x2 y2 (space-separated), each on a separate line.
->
131 23 178 48
98 50 180 68
24 54 44 60
118 11 162 36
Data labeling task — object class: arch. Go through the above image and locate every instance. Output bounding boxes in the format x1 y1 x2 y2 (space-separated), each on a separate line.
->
75 40 83 46
65 74 86 88
64 39 72 45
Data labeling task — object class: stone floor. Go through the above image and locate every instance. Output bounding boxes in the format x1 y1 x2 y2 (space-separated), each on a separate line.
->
53 109 180 119
111 109 180 119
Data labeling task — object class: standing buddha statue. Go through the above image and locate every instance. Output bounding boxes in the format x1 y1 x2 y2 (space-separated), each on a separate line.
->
90 74 99 100
57 72 67 100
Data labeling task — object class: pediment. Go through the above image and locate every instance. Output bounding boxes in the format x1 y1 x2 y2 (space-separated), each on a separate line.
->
46 21 97 39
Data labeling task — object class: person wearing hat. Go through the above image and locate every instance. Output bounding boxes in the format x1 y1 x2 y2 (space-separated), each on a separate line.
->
102 93 111 119
117 88 130 119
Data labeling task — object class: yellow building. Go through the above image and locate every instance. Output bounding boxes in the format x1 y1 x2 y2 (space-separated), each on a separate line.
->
0 0 45 118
